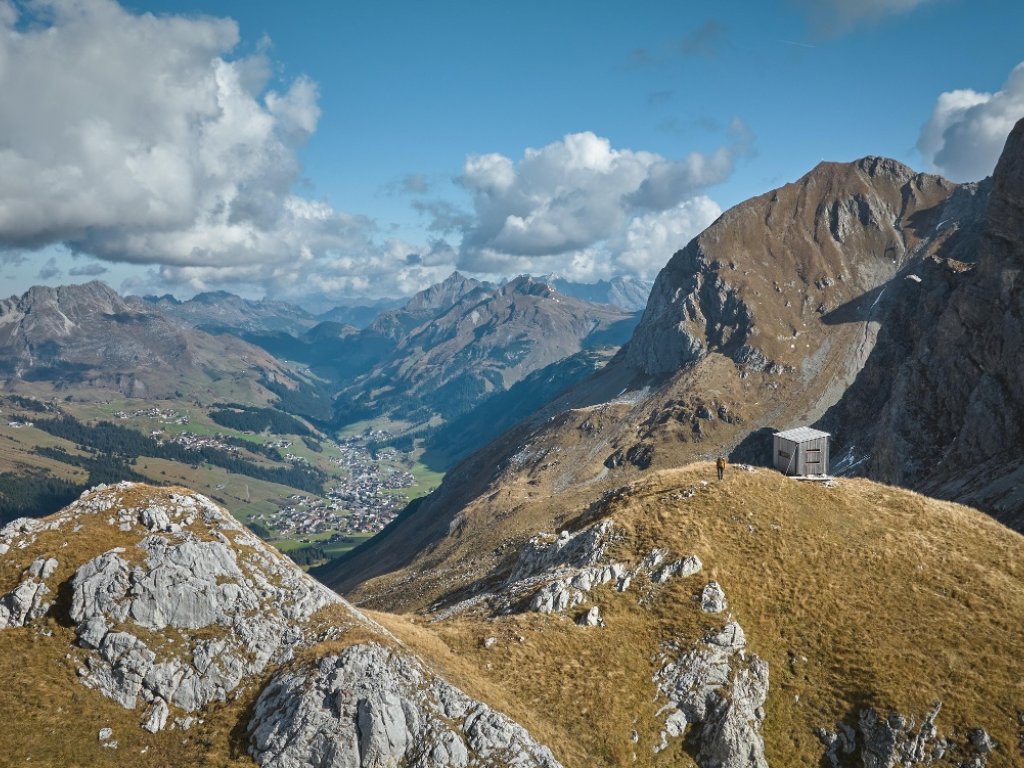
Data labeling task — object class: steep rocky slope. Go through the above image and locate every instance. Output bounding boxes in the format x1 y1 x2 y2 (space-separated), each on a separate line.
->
323 122 1024 596
325 465 1024 767
0 482 565 767
0 281 298 401
338 275 638 421
834 119 1024 523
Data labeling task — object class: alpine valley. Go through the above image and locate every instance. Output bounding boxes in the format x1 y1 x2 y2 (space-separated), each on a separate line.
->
2 115 1024 768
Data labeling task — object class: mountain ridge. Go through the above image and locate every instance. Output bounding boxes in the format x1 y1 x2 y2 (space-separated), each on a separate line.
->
323 128 1024 610
0 281 297 401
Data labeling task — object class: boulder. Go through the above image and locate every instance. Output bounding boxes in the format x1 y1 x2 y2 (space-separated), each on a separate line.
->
0 578 51 628
701 581 728 613
142 698 169 733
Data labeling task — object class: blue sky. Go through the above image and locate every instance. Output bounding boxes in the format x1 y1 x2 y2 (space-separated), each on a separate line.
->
1 0 1023 302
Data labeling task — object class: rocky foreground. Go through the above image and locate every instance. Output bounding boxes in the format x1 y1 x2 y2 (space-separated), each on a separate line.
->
326 462 1024 768
1 477 1021 767
0 483 563 767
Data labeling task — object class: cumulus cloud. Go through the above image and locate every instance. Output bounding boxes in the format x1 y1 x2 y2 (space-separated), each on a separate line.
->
0 1 743 299
917 62 1024 182
794 0 934 34
611 197 723 275
0 0 422 299
423 130 738 279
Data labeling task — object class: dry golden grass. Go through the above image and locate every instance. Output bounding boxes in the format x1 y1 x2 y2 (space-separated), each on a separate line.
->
0 623 259 768
367 465 1024 768
4 474 1022 767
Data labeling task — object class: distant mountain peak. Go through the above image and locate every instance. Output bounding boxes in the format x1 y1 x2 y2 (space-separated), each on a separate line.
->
402 271 488 313
503 274 555 297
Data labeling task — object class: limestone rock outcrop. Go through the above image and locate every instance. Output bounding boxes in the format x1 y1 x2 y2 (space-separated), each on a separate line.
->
0 482 567 766
817 702 1000 767
0 576 50 628
654 621 769 768
63 486 335 717
434 517 704 623
248 641 565 768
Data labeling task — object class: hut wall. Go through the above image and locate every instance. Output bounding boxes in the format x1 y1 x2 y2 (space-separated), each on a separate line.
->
796 436 829 476
773 436 798 475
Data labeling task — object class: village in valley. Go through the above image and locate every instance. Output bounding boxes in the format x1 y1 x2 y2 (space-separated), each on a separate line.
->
249 435 415 541
102 405 420 549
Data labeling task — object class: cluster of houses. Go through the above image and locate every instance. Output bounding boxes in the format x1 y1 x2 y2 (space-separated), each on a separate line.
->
163 431 243 454
112 407 189 424
257 436 416 539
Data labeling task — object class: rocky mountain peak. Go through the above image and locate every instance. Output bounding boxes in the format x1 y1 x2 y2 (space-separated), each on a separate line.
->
13 280 130 321
190 289 236 304
503 274 556 298
982 117 1024 260
622 153 960 378
853 155 918 182
403 270 487 313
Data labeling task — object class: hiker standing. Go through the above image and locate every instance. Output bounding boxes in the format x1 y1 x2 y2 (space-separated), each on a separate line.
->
716 454 726 481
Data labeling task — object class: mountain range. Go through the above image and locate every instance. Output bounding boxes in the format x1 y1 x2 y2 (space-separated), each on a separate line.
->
2 116 1024 768
335 274 639 423
323 118 1024 606
0 281 297 401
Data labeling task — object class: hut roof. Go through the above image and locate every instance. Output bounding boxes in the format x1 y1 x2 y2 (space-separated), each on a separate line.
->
774 426 831 443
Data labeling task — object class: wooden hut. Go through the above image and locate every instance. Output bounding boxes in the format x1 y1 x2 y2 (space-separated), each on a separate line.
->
773 427 830 477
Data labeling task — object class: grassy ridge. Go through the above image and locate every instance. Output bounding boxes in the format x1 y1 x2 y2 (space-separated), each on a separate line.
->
349 465 1024 768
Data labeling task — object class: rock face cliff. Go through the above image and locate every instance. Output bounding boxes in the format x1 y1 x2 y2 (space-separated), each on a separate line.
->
0 483 565 767
625 156 957 378
858 119 1024 524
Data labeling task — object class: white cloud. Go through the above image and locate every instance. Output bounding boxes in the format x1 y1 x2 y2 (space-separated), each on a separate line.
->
437 131 738 279
37 257 62 280
0 0 424 300
68 262 109 276
917 62 1024 182
612 197 722 277
0 1 741 300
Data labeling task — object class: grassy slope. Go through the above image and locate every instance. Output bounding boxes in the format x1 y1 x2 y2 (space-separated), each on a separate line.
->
2 473 1020 767
357 465 1024 768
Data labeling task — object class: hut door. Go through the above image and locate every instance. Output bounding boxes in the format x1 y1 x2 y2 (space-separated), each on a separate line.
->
804 447 822 474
